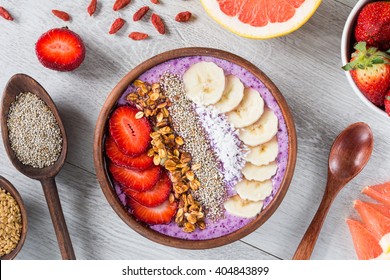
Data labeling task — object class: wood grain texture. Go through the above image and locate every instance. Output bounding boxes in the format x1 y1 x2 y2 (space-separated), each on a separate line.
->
1 0 389 260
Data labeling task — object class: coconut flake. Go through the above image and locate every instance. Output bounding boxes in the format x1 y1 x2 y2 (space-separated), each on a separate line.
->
196 105 248 185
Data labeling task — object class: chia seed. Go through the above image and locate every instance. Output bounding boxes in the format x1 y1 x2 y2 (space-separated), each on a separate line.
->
7 92 63 168
160 73 226 221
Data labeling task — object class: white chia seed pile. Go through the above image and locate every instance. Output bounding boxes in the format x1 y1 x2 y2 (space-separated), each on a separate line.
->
160 73 226 221
7 92 63 168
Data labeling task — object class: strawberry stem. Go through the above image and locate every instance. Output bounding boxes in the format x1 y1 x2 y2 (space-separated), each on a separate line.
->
342 42 390 71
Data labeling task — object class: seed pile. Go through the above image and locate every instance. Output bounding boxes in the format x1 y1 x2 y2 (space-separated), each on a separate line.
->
160 73 226 221
7 92 63 168
0 188 22 257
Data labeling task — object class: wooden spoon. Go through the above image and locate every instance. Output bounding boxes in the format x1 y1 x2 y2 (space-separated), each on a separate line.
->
1 74 75 260
293 122 373 260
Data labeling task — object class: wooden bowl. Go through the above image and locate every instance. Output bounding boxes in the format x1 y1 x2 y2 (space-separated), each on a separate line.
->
0 176 28 259
94 48 297 249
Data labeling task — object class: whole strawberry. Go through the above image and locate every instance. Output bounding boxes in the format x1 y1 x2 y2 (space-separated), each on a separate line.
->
355 1 390 51
343 42 390 107
385 92 390 116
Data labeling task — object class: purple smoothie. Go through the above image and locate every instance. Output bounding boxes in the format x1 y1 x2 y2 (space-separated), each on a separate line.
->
114 56 289 240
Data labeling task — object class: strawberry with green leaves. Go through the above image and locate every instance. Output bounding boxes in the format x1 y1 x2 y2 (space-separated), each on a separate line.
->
343 42 390 107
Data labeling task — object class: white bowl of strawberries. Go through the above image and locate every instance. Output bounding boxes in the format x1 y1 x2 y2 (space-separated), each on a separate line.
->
341 0 390 117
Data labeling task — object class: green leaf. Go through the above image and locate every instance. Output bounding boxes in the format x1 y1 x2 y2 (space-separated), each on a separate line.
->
372 58 385 64
342 64 352 71
354 42 367 52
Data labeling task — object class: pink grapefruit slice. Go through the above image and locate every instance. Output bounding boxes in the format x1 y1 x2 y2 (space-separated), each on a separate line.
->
346 219 383 260
362 182 390 208
354 200 390 240
365 202 390 219
200 0 322 39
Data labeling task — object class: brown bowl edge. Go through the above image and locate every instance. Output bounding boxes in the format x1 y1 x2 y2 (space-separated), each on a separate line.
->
0 176 28 260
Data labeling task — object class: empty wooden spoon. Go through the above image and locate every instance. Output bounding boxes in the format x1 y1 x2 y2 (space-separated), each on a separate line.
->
1 74 75 260
293 122 373 260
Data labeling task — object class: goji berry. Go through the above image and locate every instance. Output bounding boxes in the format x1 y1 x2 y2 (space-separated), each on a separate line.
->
133 6 149 21
109 18 126 34
151 13 165 34
175 11 192 22
151 0 159 4
52 10 71 21
87 0 97 16
113 0 131 11
0 7 13 21
129 32 149 40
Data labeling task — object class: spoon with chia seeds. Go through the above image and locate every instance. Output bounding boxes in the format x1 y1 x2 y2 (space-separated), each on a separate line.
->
1 74 75 260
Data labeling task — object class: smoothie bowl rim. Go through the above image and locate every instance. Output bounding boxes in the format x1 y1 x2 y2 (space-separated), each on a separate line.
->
93 47 298 249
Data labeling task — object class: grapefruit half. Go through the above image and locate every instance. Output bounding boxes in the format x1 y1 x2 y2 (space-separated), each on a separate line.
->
200 0 322 39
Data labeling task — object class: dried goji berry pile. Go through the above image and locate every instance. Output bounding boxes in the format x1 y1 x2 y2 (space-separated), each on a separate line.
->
0 1 193 41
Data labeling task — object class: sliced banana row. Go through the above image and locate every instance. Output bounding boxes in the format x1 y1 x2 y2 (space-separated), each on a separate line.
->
223 161 278 218
182 61 280 219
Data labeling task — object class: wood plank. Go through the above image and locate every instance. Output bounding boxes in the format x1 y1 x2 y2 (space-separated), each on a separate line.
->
1 0 389 260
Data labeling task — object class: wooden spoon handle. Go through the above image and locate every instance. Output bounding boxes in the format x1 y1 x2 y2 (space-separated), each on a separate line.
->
41 177 76 260
292 193 335 260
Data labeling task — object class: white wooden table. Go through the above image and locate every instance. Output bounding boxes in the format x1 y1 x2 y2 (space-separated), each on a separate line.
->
1 0 388 260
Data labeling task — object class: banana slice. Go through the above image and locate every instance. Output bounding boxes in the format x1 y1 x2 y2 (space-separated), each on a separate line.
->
242 161 278 182
214 75 244 113
226 88 264 128
224 195 264 218
235 179 273 202
239 107 278 146
245 137 279 166
183 61 226 106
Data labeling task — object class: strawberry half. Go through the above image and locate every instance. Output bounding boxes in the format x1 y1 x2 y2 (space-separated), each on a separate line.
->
105 135 153 170
35 28 85 72
343 42 390 106
109 162 161 192
355 1 390 51
385 92 390 116
109 106 151 156
124 172 171 207
128 198 177 225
